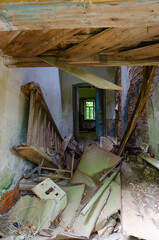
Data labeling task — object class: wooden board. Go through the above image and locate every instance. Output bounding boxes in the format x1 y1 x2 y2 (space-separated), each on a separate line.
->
59 27 159 61
1 1 159 30
0 31 21 52
38 56 123 90
115 42 159 60
138 153 159 169
12 144 57 167
4 56 159 68
2 30 50 57
3 29 80 57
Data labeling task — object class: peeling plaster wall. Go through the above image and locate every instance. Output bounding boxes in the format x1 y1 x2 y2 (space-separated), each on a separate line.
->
120 66 159 157
146 68 159 156
0 57 62 196
121 66 130 135
59 66 116 137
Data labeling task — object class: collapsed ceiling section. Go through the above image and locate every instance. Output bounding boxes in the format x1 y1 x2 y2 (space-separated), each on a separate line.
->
0 0 159 68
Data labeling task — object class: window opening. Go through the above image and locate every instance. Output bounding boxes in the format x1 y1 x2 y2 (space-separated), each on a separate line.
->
84 100 95 120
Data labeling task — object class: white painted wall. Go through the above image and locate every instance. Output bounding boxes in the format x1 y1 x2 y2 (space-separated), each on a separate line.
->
0 57 63 196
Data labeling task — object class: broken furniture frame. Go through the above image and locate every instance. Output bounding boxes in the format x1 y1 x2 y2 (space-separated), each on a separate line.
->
12 82 63 167
39 154 75 180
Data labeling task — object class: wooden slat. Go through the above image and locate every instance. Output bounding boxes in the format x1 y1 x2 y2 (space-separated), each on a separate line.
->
4 29 80 57
4 55 159 68
4 56 159 68
2 30 49 57
114 42 159 60
36 106 42 146
38 56 123 90
1 1 159 30
0 31 21 52
138 153 159 169
59 27 159 61
27 89 35 143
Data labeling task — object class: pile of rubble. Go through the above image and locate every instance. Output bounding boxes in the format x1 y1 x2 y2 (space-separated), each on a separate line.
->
0 143 122 240
1 137 159 240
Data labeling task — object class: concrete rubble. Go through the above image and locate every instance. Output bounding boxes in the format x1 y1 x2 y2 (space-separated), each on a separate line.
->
0 142 159 240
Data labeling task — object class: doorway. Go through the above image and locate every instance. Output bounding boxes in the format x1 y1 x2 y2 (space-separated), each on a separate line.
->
73 84 105 140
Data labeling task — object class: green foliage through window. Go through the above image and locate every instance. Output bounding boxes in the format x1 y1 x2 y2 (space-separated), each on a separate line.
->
85 100 95 120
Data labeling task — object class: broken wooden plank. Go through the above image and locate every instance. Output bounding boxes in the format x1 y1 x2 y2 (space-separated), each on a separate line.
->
1 1 159 30
80 170 119 217
38 56 122 90
138 153 159 169
12 144 57 167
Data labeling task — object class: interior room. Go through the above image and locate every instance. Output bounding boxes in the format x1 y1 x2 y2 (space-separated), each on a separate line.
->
0 1 159 240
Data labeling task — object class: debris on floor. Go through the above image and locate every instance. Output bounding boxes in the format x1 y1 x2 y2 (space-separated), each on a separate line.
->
100 136 117 152
1 141 159 240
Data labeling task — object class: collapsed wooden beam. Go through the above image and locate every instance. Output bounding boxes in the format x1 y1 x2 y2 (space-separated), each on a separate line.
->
38 56 122 90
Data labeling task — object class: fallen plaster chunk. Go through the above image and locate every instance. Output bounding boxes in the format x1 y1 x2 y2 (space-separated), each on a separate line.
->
32 178 67 222
8 196 56 232
94 180 121 232
81 170 119 217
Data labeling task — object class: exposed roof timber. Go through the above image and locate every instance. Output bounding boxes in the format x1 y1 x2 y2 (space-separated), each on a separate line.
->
38 56 123 90
0 31 21 53
4 55 159 68
58 27 159 61
0 1 159 31
113 42 159 60
2 29 80 57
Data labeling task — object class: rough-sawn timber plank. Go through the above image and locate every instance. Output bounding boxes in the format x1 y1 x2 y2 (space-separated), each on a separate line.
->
12 144 57 167
138 153 159 169
38 56 123 90
1 1 159 30
59 27 159 61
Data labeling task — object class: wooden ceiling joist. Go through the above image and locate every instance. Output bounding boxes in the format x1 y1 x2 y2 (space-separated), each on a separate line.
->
38 56 123 90
113 42 159 60
0 1 159 31
59 27 159 61
4 56 159 68
2 29 80 57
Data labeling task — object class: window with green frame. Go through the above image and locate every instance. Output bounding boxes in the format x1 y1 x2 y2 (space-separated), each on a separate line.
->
84 100 95 120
